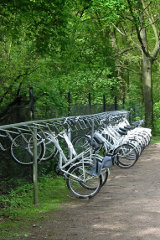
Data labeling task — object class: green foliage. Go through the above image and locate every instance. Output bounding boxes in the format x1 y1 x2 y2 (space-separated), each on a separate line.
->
153 101 160 134
153 101 160 119
0 0 122 116
0 175 68 217
89 0 127 23
1 0 160 121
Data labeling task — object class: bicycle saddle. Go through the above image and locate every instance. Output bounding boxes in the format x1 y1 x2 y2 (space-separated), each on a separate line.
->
132 119 144 126
118 130 127 135
124 125 135 130
85 135 100 149
119 127 128 132
93 135 104 144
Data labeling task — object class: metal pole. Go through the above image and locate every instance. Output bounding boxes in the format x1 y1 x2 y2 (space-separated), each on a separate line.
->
33 127 38 205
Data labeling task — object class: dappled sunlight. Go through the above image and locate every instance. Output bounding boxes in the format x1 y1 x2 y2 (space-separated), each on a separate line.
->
139 227 160 236
140 158 158 163
114 174 128 179
93 223 126 230
89 208 160 239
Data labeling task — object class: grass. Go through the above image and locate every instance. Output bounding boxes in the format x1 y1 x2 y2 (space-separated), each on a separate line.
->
151 135 160 143
0 175 76 240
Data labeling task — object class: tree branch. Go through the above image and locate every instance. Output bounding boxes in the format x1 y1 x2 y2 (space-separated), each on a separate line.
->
0 67 39 105
111 23 126 36
115 64 141 74
127 0 150 57
141 0 160 60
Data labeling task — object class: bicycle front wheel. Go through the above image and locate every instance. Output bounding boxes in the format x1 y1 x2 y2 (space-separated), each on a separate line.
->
67 162 102 199
114 144 138 168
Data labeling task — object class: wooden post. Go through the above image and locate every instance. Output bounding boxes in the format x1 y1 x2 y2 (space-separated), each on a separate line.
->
33 127 38 205
29 88 38 205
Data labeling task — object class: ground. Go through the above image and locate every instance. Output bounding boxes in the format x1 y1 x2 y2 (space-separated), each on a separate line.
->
17 143 160 239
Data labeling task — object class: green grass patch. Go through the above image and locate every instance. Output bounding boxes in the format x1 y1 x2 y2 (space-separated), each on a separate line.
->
151 135 160 144
0 175 74 240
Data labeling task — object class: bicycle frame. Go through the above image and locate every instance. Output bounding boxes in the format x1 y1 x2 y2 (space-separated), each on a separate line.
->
48 131 95 181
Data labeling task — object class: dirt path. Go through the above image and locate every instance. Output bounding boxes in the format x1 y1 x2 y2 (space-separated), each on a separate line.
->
21 143 160 240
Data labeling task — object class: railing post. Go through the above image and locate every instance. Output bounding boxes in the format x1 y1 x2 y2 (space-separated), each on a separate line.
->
33 127 38 205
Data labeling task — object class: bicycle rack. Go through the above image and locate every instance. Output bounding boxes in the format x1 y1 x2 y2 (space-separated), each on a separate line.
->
0 110 129 151
0 110 129 204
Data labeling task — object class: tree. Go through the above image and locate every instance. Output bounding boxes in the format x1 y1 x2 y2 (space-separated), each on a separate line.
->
110 0 160 128
0 0 71 121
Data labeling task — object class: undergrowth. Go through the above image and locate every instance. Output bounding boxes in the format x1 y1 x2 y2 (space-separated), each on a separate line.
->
0 174 73 240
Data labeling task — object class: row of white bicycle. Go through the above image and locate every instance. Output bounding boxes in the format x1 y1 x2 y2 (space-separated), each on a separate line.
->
10 114 152 199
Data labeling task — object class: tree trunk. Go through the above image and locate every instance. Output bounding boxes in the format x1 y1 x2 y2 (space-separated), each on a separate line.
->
142 53 153 128
139 60 144 104
139 12 154 129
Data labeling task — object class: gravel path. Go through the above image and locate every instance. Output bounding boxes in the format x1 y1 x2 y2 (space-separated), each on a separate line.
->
20 143 160 240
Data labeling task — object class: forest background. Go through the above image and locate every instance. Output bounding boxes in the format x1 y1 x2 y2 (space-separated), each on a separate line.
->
1 0 160 129
1 0 160 214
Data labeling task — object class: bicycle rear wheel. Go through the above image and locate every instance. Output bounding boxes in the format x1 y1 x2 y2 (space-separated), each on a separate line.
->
79 166 108 189
114 144 138 168
72 135 90 154
10 132 45 165
67 162 102 199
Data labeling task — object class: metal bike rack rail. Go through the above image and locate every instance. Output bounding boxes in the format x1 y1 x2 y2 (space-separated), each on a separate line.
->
0 110 129 150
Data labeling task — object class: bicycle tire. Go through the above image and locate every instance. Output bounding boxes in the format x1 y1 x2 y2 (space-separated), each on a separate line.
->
41 132 58 161
101 168 109 186
114 143 138 168
126 139 142 156
10 132 45 165
67 162 102 199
